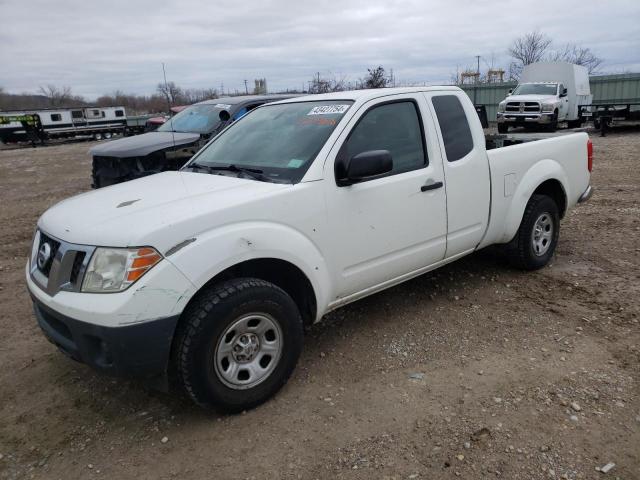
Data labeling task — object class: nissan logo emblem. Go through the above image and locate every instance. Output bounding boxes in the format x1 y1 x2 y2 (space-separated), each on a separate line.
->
37 242 51 270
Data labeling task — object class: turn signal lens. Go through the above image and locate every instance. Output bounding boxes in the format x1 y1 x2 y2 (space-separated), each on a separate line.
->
127 248 162 282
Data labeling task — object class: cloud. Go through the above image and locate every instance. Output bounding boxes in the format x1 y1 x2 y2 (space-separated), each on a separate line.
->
0 0 638 99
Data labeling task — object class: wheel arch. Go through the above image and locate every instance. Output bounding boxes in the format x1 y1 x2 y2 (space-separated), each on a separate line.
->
532 178 567 218
185 257 318 327
498 160 570 244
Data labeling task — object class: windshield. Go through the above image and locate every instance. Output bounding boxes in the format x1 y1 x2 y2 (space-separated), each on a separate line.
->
512 83 558 96
157 103 228 134
184 100 353 183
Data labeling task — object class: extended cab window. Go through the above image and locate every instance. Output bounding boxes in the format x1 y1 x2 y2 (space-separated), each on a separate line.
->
341 101 427 176
431 95 474 162
50 114 62 122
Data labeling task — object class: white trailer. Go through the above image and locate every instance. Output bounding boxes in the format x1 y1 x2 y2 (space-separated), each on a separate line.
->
0 106 127 143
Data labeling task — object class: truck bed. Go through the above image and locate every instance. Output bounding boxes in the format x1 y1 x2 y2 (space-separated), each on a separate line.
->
485 130 589 150
480 132 591 248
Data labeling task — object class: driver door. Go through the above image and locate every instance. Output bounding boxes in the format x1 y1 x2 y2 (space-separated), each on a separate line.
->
323 94 447 301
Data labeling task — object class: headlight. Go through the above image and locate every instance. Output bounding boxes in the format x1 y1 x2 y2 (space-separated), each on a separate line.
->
81 247 162 293
498 102 506 113
541 102 557 112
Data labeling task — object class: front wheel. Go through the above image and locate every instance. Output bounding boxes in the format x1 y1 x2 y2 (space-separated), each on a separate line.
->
497 123 508 134
506 194 560 270
173 278 303 412
547 111 558 132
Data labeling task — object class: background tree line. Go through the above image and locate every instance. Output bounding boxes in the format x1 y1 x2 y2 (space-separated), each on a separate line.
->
0 30 605 112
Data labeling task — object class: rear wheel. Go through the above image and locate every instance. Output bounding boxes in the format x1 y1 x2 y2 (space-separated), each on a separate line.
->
173 278 304 412
497 123 508 134
506 194 560 270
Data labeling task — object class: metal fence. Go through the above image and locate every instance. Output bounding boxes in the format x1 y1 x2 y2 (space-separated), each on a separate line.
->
458 72 640 121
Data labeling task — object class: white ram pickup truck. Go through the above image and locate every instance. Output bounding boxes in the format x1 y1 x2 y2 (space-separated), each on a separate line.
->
27 87 593 411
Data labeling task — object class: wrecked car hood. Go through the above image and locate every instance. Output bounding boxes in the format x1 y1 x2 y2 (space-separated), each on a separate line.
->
90 131 201 158
38 171 290 252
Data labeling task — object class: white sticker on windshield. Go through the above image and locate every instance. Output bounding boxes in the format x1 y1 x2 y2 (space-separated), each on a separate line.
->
307 105 350 115
287 159 304 168
215 104 232 110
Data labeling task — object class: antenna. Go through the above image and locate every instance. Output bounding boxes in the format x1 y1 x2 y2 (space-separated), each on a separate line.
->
162 62 176 148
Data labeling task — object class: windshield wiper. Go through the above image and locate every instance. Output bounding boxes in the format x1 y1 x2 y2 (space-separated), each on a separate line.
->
185 163 269 182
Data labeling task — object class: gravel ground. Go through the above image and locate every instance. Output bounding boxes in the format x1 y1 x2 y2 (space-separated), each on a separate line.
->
0 129 638 480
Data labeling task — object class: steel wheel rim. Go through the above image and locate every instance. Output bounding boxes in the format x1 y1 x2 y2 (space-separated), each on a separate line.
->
532 213 554 256
214 313 283 390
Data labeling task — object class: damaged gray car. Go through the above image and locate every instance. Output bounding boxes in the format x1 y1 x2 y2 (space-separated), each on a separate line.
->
90 94 297 188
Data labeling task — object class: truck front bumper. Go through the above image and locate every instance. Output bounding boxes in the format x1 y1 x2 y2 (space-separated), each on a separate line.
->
497 112 555 125
26 253 196 386
32 295 179 381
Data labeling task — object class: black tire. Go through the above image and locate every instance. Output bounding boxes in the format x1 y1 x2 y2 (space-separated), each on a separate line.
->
506 194 560 270
497 123 508 134
547 111 558 132
567 119 582 129
173 278 303 412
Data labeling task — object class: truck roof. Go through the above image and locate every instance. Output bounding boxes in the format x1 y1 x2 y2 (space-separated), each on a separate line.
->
274 86 462 105
197 94 299 106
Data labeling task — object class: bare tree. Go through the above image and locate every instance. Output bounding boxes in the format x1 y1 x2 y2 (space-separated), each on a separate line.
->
308 72 347 94
157 81 183 105
38 84 74 107
362 66 390 89
509 31 552 66
550 44 603 73
183 88 218 104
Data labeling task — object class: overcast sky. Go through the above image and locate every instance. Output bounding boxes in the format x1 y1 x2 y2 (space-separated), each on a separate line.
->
1 0 639 99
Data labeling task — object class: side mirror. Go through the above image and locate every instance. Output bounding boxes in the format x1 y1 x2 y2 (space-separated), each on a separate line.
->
219 110 231 122
507 89 513 95
560 88 568 97
336 150 393 186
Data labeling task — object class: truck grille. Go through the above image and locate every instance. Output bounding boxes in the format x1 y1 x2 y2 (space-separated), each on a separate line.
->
30 230 95 296
506 102 541 113
37 232 61 277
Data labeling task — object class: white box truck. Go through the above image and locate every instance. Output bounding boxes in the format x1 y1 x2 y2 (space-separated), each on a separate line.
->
497 62 592 133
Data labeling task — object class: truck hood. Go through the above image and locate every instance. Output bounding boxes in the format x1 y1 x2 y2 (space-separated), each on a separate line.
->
38 171 290 251
90 131 201 158
505 94 558 103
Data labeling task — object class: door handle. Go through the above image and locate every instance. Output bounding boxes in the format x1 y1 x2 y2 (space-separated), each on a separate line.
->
421 181 443 192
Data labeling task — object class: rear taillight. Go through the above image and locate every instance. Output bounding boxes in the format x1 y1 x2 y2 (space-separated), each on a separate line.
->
587 138 593 172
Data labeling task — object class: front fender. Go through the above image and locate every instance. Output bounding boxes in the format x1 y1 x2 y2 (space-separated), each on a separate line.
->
500 159 569 244
164 221 331 319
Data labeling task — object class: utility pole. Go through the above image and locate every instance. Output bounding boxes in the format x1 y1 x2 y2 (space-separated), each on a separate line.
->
244 79 248 95
473 55 481 105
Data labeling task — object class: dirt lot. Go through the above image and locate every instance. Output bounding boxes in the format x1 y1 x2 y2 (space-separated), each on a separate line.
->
0 130 638 480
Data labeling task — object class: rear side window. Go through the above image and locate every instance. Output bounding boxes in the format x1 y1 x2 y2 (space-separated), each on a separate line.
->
432 95 474 162
342 101 427 176
115 110 124 117
50 114 61 122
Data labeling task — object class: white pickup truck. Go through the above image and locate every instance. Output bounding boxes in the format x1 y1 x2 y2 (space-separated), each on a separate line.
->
27 86 593 412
